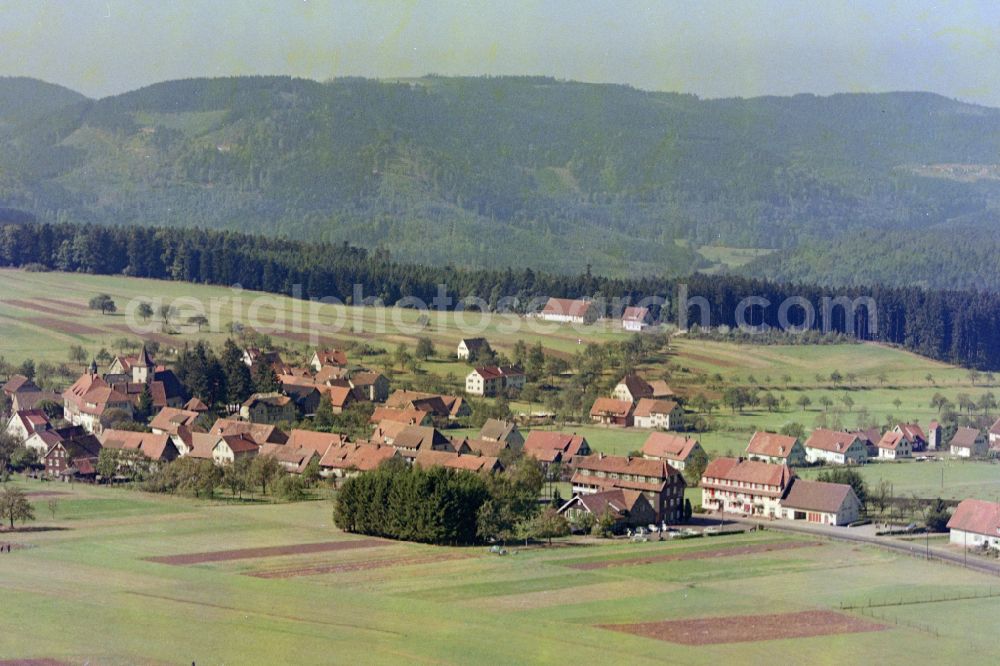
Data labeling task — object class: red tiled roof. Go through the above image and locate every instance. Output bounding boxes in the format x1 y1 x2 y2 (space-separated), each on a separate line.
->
782 478 855 513
989 418 1000 437
621 306 649 323
314 348 348 367
209 419 287 445
746 432 800 459
574 454 680 480
804 429 860 453
3 374 38 394
149 407 200 435
896 423 927 442
616 373 653 398
220 434 259 454
877 431 906 451
541 297 593 318
286 429 345 457
11 409 50 436
369 406 429 425
642 432 699 461
950 427 983 449
702 457 794 496
99 429 175 461
589 398 634 419
947 498 1000 536
472 365 524 380
414 450 502 473
524 431 589 458
633 398 679 418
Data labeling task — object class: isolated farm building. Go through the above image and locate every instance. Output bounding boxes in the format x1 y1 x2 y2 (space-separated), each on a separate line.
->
558 489 656 532
621 306 652 332
745 432 807 466
589 398 635 427
414 450 504 474
571 454 686 523
947 499 1000 550
456 337 489 360
927 420 943 450
894 423 927 451
479 419 524 448
212 434 259 465
208 419 288 446
240 393 297 424
99 429 179 463
369 406 433 427
523 431 591 466
11 389 61 414
538 297 599 324
876 431 912 460
700 457 795 519
779 478 860 526
465 365 525 397
5 409 50 442
949 427 988 458
803 429 867 465
633 399 683 430
348 371 390 402
62 373 134 434
641 433 703 470
43 431 102 479
2 374 40 398
149 407 201 437
611 373 654 403
309 348 348 371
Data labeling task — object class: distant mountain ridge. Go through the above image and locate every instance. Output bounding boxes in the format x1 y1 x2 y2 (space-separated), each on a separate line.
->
2 74 1000 283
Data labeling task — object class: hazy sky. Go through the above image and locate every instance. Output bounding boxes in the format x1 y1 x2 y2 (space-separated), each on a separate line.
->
3 1 1000 105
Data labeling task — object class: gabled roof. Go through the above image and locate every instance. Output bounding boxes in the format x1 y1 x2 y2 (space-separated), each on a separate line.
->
877 431 907 451
242 392 293 408
392 425 451 452
184 397 210 412
648 380 674 398
989 418 1000 437
621 306 650 323
575 454 680 481
950 427 983 449
633 398 680 418
782 478 856 514
413 450 502 473
523 431 588 458
458 337 488 351
319 442 397 471
10 409 51 436
453 437 507 458
369 406 430 426
187 433 221 459
286 429 345 457
315 365 350 384
642 433 699 461
99 429 175 461
702 457 794 494
895 423 926 442
804 429 861 453
947 498 1000 536
3 374 39 394
63 374 131 415
218 434 259 454
541 297 594 318
313 348 348 367
209 418 288 445
471 365 524 380
589 398 634 419
349 371 385 387
559 488 647 519
616 373 653 398
11 390 61 411
49 433 103 460
746 432 800 459
149 407 201 435
479 418 517 442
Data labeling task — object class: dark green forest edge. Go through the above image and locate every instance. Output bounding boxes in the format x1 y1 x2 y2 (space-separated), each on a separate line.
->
2 218 1000 371
4 75 1000 286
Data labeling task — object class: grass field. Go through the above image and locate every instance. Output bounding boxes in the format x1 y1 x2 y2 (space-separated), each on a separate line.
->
799 459 1000 502
2 480 999 664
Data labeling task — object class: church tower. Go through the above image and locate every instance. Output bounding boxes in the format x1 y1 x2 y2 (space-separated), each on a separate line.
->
132 344 155 384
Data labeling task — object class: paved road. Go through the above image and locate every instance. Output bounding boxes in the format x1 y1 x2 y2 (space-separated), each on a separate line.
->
715 514 1000 577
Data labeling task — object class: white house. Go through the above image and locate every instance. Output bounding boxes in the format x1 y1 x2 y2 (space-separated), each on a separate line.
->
876 431 912 460
803 430 867 465
641 432 703 470
211 434 259 466
632 398 683 430
537 297 599 324
700 457 794 519
456 338 489 360
465 366 525 397
621 306 652 332
949 427 988 458
989 418 1000 449
947 499 1000 550
745 431 807 467
5 409 50 442
779 478 860 526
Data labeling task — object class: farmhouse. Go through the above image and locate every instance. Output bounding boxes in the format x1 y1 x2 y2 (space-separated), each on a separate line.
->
803 429 867 465
2 374 40 398
611 373 653 402
260 444 320 475
62 373 134 434
99 429 179 463
621 306 652 332
242 347 283 369
876 431 912 459
451 437 508 458
700 457 795 519
391 425 454 460
851 427 883 458
571 454 686 523
947 499 1000 550
212 434 259 465
5 409 50 442
10 389 61 413
745 431 807 466
558 489 656 532
184 397 210 413
414 450 504 474
632 398 683 430
641 432 704 471
370 406 433 427
648 380 675 399
319 442 399 478
538 297 599 324
949 427 987 458
348 371 390 403
285 429 346 458
456 337 489 360
24 424 86 456
385 390 467 420
149 407 201 436
894 423 927 451
310 348 348 371
479 418 524 448
589 398 635 427
779 478 861 526
240 393 297 424
523 431 591 465
104 345 187 414
208 419 288 446
465 366 525 397
43 432 102 479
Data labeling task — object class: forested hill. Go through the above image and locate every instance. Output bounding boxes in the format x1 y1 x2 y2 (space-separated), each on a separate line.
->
0 77 88 129
3 75 1000 279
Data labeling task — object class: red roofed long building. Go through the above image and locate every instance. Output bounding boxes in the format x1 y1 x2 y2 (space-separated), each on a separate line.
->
523 431 591 465
571 453 686 523
803 429 867 465
948 499 1000 550
745 432 806 466
589 398 635 427
701 457 795 519
538 297 599 324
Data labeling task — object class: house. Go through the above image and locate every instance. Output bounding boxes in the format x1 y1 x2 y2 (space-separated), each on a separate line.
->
212 434 259 465
309 348 348 371
537 297 599 324
632 399 683 430
523 431 591 466
62 373 134 434
239 393 297 424
621 306 652 332
451 437 509 458
465 366 525 397
803 429 868 465
850 427 883 458
641 433 704 470
571 454 686 523
242 347 283 369
745 432 807 467
479 419 524 448
779 478 861 526
391 425 454 460
927 420 943 450
700 457 795 519
947 499 1000 550
370 406 433 427
894 423 927 452
648 380 675 399
99 429 179 463
413 450 504 474
315 365 350 384
262 445 320 475
104 345 187 414
988 418 1000 449
611 373 653 402
876 431 912 460
149 407 201 436
386 390 452 419
589 398 635 427
320 443 399 478
558 489 656 532
43 432 102 479
24 425 87 456
208 419 288 446
183 432 224 460
11 390 62 414
950 427 988 458
278 377 323 416
2 374 40 397
285 429 346 458
5 409 50 442
456 337 489 360
349 371 390 403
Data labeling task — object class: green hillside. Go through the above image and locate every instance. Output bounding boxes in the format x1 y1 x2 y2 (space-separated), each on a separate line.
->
3 75 1000 279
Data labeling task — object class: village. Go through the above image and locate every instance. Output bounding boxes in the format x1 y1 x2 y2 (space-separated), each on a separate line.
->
2 295 999 557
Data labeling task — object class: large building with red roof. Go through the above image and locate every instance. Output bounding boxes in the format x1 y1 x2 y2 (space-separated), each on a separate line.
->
701 457 795 519
948 499 1000 550
571 453 686 523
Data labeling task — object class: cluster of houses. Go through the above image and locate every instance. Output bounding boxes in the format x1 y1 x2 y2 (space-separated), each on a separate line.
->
590 373 682 429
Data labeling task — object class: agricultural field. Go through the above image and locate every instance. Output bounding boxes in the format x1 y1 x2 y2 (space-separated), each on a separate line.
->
799 459 1000 503
2 479 999 664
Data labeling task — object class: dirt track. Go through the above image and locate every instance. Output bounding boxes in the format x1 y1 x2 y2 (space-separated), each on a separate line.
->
146 538 391 565
600 609 886 645
565 540 822 570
